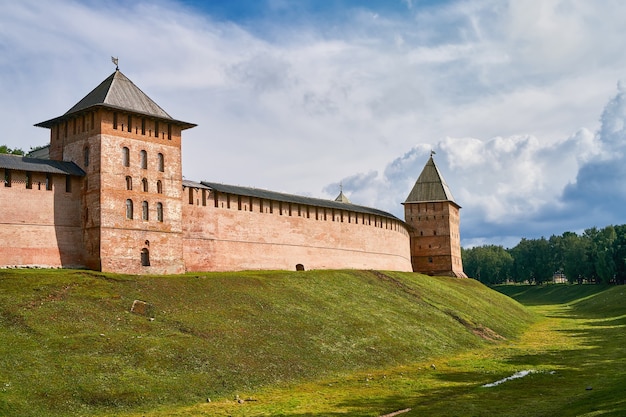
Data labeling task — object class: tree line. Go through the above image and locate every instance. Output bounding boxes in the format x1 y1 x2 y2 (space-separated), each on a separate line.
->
462 225 626 285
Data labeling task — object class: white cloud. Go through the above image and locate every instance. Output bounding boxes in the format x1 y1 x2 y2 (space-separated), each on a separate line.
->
3 0 626 247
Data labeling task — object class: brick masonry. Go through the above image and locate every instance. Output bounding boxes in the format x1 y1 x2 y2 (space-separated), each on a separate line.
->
0 71 465 276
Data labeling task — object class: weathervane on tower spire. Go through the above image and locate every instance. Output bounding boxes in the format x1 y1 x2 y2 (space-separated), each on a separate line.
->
111 56 119 71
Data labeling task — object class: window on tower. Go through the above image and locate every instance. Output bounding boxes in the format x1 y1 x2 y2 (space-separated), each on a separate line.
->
126 199 133 219
157 202 163 222
140 150 147 169
158 153 164 172
122 147 130 167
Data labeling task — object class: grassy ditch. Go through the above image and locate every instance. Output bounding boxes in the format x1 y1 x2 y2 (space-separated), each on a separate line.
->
129 283 626 416
0 269 532 416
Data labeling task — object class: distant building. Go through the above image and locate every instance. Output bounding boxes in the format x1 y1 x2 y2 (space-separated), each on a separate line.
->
0 69 465 277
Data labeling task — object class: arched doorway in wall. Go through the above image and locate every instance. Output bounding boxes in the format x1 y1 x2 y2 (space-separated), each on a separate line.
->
141 248 150 267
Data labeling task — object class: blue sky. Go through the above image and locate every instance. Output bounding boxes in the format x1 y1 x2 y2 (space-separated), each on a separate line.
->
2 0 626 248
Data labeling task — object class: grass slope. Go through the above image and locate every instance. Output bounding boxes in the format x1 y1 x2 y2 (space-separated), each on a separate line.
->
0 269 532 416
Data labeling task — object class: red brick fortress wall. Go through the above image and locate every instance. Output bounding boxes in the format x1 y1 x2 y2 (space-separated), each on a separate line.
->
183 187 412 272
0 170 84 268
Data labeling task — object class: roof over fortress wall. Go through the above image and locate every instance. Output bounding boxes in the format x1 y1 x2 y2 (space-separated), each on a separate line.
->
183 179 404 222
0 153 85 176
404 155 459 207
35 70 196 130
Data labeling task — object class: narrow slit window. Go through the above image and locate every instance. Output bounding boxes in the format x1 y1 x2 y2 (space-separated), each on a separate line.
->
25 172 32 189
142 201 149 220
158 153 164 172
46 174 52 191
167 124 172 140
65 175 71 192
154 121 159 138
140 150 147 169
156 180 162 194
127 115 132 132
113 112 118 129
84 146 89 167
4 169 11 187
157 202 163 222
126 199 133 219
142 178 148 192
122 147 130 167
126 176 132 190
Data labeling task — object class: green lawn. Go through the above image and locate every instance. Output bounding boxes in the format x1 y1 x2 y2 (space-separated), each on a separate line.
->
2 270 623 416
139 284 626 416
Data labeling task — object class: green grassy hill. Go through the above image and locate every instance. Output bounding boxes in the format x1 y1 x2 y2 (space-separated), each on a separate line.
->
0 269 533 416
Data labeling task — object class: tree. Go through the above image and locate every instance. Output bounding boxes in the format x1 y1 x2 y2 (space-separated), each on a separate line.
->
0 145 24 155
463 245 513 285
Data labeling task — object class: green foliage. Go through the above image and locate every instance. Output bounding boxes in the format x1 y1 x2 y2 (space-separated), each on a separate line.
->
0 145 24 155
0 269 533 417
465 224 626 284
462 245 513 285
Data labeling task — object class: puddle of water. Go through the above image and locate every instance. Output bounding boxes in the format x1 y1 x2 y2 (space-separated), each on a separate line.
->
481 370 535 387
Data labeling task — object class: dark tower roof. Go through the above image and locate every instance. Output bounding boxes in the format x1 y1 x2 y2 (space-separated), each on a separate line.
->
35 70 196 129
404 155 460 207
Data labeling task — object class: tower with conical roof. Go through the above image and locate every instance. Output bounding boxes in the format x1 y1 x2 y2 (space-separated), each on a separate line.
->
403 154 466 277
36 69 196 274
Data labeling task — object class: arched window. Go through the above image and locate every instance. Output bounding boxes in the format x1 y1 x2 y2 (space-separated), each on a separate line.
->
156 180 163 194
84 146 90 167
140 150 147 169
141 248 150 266
158 153 164 172
156 202 163 222
125 176 132 190
142 178 148 192
142 201 149 220
126 199 133 219
122 147 130 167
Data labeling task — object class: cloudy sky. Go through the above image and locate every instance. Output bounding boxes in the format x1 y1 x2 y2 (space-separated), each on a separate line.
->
2 0 626 248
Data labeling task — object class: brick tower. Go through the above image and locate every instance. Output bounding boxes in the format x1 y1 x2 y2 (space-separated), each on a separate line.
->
403 154 466 277
36 69 196 274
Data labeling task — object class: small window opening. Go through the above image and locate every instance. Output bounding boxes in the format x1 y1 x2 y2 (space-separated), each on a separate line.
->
126 199 133 219
157 180 162 194
45 174 52 191
189 187 194 205
65 175 71 192
113 112 118 129
122 147 130 167
25 172 32 189
127 115 132 132
167 124 172 140
142 178 148 192
142 201 149 221
140 150 147 169
157 202 163 222
84 146 90 167
141 118 146 135
126 176 132 190
141 248 150 267
154 121 159 138
158 153 164 172
4 169 11 187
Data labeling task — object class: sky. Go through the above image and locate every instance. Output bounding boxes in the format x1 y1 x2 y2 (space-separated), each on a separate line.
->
2 0 626 249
